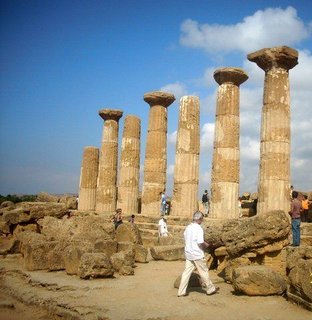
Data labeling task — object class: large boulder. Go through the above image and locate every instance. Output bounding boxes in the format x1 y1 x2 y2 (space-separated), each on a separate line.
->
150 245 184 261
93 239 118 256
23 240 58 271
110 249 135 275
78 253 114 279
117 242 148 263
36 192 59 202
63 244 93 275
232 265 287 296
115 222 143 244
286 246 312 303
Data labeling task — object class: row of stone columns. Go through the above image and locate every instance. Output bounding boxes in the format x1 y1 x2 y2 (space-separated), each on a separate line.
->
78 45 298 219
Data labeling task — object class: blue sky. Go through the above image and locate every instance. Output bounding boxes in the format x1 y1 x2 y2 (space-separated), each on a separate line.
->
1 0 311 196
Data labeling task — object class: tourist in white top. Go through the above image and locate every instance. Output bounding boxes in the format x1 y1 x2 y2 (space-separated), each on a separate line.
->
178 211 218 297
158 216 169 237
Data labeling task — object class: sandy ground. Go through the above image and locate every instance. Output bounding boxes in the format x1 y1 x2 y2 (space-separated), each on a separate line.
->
0 255 311 320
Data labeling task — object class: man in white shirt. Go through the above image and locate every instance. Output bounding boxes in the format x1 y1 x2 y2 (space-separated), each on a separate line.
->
158 216 169 237
178 211 218 297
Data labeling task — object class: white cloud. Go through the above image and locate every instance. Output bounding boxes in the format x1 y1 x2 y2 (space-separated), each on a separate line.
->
168 130 177 145
200 122 215 151
180 6 310 54
160 82 188 101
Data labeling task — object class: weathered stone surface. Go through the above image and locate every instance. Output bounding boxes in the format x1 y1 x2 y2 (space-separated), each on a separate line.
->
110 249 135 275
158 235 175 246
0 201 15 209
78 146 99 211
286 246 312 303
0 236 20 255
115 222 142 244
78 252 114 279
47 241 68 271
36 192 59 202
205 211 290 256
17 231 47 255
150 245 184 261
13 224 37 237
117 241 148 263
232 265 287 296
59 195 77 210
210 67 248 219
93 239 118 256
23 240 58 271
96 109 123 213
63 245 86 275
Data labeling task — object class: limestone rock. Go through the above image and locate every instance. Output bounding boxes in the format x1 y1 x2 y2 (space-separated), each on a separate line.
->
287 246 312 303
23 240 58 271
117 242 148 263
0 201 15 209
93 239 118 256
222 211 290 256
232 265 287 296
36 192 59 202
115 222 142 244
110 249 135 275
78 253 114 279
47 241 68 271
150 245 184 261
0 236 20 255
63 245 92 275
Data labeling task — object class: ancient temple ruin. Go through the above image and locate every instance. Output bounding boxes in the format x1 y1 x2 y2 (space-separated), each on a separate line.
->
141 91 175 216
171 96 200 217
78 146 99 211
117 115 141 214
95 109 123 213
248 46 298 215
210 67 248 219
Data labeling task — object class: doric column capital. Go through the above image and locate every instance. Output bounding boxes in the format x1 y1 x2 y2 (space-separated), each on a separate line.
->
247 46 298 72
98 109 123 121
143 91 175 108
214 67 248 86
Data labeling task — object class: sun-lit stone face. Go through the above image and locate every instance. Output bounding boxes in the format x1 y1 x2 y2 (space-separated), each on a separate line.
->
98 109 123 121
143 91 175 107
214 67 248 86
247 46 298 72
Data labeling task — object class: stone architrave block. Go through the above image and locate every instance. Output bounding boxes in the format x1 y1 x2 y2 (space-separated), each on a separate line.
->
232 265 287 296
23 240 58 271
150 245 185 261
47 241 69 271
78 253 114 279
63 245 90 275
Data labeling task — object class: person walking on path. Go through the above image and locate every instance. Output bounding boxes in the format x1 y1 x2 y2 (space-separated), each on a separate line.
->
178 211 218 297
289 191 302 246
202 190 210 217
158 216 169 237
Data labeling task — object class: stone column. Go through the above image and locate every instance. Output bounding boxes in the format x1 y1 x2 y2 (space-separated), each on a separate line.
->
78 146 99 211
210 67 248 219
141 91 175 215
96 109 123 213
117 115 141 214
171 96 200 217
247 46 298 215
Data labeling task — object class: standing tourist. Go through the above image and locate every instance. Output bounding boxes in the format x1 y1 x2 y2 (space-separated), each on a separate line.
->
289 191 302 246
158 216 169 237
178 211 218 297
112 208 123 230
301 195 309 223
201 190 210 217
160 190 167 216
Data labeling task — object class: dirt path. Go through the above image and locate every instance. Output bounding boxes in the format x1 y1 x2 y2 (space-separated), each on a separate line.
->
0 254 310 320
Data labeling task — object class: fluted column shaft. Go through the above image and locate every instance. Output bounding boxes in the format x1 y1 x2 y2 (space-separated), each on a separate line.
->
210 68 248 219
78 146 99 211
96 109 123 213
141 91 175 215
248 46 298 215
171 96 200 217
117 115 141 214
